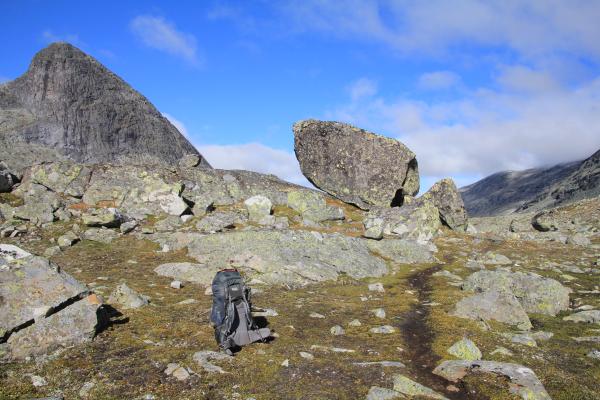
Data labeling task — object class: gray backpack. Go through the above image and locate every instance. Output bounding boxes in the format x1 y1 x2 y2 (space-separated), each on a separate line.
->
210 269 271 353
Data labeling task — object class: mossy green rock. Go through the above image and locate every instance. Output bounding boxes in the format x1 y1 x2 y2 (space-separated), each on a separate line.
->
392 375 448 399
187 230 387 286
447 338 482 361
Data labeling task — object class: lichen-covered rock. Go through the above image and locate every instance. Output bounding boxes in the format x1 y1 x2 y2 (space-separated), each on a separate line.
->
452 290 533 330
13 202 56 224
365 386 404 400
366 239 436 264
433 360 551 400
294 119 419 209
287 190 344 223
187 230 387 286
108 283 149 309
447 338 482 361
392 375 448 399
563 310 600 324
567 233 591 246
81 165 188 219
57 231 79 249
154 262 219 286
195 211 244 233
29 162 92 198
418 178 468 231
367 201 441 243
363 217 384 240
244 195 272 222
0 248 100 360
462 270 571 316
82 208 122 228
81 228 119 244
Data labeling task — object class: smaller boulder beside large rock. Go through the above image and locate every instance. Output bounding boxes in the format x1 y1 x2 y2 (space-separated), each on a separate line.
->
418 178 468 231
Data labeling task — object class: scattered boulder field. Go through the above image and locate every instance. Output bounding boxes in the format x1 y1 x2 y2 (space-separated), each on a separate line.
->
1 43 600 400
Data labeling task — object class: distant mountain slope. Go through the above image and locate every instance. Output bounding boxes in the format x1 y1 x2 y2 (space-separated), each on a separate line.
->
460 149 600 217
0 42 209 173
518 149 600 212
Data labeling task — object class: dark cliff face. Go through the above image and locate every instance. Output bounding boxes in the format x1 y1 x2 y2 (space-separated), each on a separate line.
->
0 42 210 173
460 149 600 217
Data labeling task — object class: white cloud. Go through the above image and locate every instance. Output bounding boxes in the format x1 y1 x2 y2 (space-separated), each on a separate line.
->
348 78 378 101
329 68 600 185
162 113 189 137
42 30 81 45
279 1 600 63
130 15 200 65
198 143 313 187
418 71 460 90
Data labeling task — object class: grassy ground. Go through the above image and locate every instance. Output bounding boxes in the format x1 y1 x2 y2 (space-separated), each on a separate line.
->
1 209 599 399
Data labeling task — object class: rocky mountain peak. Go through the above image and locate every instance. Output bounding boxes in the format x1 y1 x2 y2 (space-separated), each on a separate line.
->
0 42 209 173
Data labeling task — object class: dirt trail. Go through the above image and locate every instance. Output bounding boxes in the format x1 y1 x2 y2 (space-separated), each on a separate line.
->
398 265 487 400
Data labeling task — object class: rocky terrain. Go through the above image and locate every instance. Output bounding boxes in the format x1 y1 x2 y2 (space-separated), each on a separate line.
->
1 44 599 400
460 149 599 216
0 43 208 174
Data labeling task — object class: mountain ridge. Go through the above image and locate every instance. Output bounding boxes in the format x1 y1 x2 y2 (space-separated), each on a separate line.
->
460 149 599 216
0 42 209 174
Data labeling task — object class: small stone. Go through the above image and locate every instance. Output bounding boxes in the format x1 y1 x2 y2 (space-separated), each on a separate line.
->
299 351 314 360
170 280 182 289
508 333 537 347
310 312 326 319
79 381 95 398
253 308 278 317
120 220 138 234
490 347 513 356
172 366 190 381
370 325 396 334
366 386 404 400
180 214 193 223
587 350 600 359
43 246 62 257
368 282 385 292
447 338 482 361
330 325 345 335
165 363 180 375
57 231 79 249
108 283 149 309
177 299 197 305
281 359 289 367
348 319 362 327
372 308 386 319
30 375 48 387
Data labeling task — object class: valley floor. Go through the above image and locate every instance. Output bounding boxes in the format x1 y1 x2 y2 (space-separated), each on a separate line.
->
1 221 599 400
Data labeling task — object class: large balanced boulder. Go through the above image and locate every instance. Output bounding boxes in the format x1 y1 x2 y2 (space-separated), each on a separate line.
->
293 120 419 209
0 245 101 360
187 230 387 286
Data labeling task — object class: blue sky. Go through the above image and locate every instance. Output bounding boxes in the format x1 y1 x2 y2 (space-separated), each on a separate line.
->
2 1 600 192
